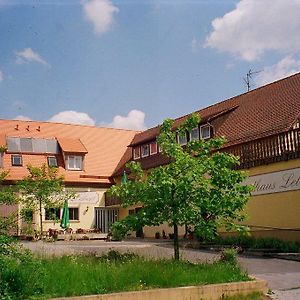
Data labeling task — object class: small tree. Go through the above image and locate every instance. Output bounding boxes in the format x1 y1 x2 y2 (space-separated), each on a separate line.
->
0 171 19 235
18 164 73 237
109 115 252 260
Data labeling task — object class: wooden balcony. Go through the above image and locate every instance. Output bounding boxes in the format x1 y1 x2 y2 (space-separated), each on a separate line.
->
105 192 121 207
223 127 300 169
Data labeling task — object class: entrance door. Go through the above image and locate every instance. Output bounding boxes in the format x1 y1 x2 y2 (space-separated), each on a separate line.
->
94 208 118 233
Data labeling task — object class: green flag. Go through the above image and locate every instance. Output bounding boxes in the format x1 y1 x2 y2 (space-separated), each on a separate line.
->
60 200 70 229
121 171 127 184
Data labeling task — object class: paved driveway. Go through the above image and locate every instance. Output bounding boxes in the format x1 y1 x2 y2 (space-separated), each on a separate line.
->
23 239 300 300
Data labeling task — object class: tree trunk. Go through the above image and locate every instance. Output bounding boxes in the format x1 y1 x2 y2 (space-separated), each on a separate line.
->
39 199 43 238
173 223 179 260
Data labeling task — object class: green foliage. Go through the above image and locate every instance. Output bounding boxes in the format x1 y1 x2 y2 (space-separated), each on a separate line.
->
0 171 19 235
17 164 74 236
212 235 300 253
0 236 44 299
219 248 238 265
100 250 137 263
109 115 253 259
9 253 249 298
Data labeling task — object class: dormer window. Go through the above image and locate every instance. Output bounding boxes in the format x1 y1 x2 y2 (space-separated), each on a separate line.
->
141 144 150 158
11 155 22 166
200 124 211 139
150 142 157 155
66 155 83 170
177 133 187 145
133 147 141 160
190 127 199 141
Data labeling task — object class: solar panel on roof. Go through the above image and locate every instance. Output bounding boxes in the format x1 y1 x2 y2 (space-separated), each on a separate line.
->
32 138 47 153
7 137 21 152
46 139 59 154
6 137 59 154
20 138 33 152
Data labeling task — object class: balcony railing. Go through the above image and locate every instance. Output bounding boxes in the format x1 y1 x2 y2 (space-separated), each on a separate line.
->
223 127 300 169
105 193 121 206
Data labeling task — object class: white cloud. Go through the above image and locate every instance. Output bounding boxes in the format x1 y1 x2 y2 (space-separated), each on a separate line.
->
14 115 32 121
108 110 146 130
206 0 300 61
48 111 96 126
82 0 119 35
0 70 3 82
16 48 50 66
255 56 300 87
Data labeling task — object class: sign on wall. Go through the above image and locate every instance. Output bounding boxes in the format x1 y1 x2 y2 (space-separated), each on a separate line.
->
243 167 300 196
69 192 99 204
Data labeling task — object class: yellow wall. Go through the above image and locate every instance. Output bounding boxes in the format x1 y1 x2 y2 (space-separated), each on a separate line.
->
118 158 300 241
238 158 300 240
25 186 108 234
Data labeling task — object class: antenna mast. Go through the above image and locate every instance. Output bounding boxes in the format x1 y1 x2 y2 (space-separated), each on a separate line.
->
243 69 263 92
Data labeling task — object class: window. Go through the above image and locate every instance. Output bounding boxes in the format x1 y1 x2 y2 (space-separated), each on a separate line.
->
150 142 157 155
177 133 187 145
66 155 83 170
48 156 58 167
0 153 3 168
45 208 60 220
141 144 150 158
200 124 211 139
133 147 141 160
69 207 79 220
190 127 199 141
11 155 22 166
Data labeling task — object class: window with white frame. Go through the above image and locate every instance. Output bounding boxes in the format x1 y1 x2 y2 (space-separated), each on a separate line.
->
11 155 22 166
66 155 83 170
190 127 199 141
177 133 187 145
141 144 150 157
48 156 58 167
150 142 157 155
133 147 141 160
200 124 211 139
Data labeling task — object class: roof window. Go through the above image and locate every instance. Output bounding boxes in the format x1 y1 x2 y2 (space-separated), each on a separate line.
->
141 144 150 158
48 156 58 167
11 154 22 166
133 147 141 160
150 142 157 155
200 125 211 139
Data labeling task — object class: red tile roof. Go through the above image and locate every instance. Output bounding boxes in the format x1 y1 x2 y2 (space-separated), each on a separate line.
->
130 73 300 148
0 120 137 184
57 138 88 154
113 73 300 176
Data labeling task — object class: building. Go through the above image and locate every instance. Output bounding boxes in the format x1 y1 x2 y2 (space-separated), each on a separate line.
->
111 73 300 241
0 120 137 234
1 73 300 240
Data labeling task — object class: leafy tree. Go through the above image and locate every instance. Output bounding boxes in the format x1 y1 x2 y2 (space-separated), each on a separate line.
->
18 164 73 237
109 115 253 260
0 171 19 235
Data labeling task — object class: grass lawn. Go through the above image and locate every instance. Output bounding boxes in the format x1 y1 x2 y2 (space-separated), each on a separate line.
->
25 251 250 299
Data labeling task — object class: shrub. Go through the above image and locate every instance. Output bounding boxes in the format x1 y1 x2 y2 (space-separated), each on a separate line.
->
100 250 137 263
0 235 44 299
219 248 238 265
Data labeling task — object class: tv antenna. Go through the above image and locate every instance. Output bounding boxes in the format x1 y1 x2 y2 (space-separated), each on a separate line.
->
243 69 263 92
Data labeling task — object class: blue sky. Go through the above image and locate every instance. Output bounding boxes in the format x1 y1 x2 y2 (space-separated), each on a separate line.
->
1 0 300 130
